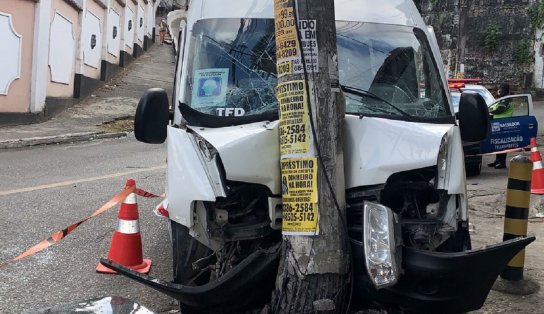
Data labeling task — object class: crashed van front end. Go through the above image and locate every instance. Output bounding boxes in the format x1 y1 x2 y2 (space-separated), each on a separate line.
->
104 115 534 313
108 0 534 312
342 116 535 313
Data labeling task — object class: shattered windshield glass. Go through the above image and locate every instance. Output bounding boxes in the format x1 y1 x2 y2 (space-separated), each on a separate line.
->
337 22 449 119
184 18 277 118
336 22 450 119
183 19 450 123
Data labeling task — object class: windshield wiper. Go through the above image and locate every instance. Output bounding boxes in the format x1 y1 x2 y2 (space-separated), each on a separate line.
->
340 85 414 120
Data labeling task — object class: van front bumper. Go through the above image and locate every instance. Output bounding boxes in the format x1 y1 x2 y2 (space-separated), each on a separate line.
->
352 236 535 313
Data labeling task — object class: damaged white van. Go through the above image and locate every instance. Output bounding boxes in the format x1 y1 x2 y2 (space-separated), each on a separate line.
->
101 0 535 313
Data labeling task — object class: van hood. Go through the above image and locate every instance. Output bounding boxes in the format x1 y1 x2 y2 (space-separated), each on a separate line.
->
344 115 454 188
187 117 454 194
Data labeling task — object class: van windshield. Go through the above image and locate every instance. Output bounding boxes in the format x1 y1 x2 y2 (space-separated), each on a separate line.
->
181 19 450 125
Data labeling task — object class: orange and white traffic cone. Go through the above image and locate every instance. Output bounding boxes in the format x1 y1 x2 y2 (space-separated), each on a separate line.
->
530 138 541 162
531 142 544 195
96 179 152 274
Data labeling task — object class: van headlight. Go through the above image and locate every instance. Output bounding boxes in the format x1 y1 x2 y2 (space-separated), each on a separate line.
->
363 202 400 288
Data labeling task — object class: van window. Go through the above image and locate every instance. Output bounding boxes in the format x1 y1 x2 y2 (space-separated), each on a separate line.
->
183 18 278 119
181 19 450 125
337 22 450 119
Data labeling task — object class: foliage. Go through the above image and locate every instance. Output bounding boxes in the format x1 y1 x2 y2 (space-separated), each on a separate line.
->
484 24 502 53
514 39 533 66
528 2 544 30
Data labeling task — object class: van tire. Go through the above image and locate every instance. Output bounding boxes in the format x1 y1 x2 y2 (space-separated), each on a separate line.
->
171 220 212 314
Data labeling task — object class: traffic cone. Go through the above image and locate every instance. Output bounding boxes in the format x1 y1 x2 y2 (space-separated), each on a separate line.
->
96 179 152 274
530 138 541 162
531 145 544 194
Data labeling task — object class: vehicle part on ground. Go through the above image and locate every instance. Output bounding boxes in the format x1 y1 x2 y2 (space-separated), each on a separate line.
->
100 242 280 313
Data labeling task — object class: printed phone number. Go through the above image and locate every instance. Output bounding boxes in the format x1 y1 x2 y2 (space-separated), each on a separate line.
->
280 133 307 145
280 124 306 136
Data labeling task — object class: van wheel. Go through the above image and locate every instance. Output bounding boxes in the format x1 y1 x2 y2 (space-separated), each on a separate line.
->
465 157 482 177
171 221 212 314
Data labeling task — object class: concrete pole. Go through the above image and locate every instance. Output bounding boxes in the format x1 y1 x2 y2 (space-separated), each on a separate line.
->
272 0 349 312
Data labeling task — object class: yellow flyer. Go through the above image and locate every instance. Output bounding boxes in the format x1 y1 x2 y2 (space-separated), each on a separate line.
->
281 157 319 235
274 0 301 74
276 80 310 155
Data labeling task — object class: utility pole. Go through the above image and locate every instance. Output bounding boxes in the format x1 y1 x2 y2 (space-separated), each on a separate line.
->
272 0 349 313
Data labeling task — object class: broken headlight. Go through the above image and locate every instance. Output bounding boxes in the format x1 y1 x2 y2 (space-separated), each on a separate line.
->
363 202 400 288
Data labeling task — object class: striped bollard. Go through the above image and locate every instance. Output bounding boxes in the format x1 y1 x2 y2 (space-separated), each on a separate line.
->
501 155 532 281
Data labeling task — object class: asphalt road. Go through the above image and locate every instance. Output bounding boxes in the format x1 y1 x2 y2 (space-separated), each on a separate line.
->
0 136 178 313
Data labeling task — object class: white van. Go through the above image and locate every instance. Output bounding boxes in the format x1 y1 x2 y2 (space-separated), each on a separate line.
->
101 1 535 313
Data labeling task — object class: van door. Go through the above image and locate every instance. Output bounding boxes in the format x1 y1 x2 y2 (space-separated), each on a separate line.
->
480 94 538 154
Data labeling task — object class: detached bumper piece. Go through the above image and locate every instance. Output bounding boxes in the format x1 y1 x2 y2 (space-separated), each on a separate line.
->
352 237 535 314
99 244 280 313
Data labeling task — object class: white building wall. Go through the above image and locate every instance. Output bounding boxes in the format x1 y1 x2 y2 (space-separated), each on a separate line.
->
0 12 22 96
107 8 121 58
83 9 102 69
136 1 144 45
146 0 153 38
49 12 76 84
124 3 135 51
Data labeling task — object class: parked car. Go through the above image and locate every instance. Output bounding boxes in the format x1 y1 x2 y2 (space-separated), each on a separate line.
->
448 79 538 176
450 85 495 112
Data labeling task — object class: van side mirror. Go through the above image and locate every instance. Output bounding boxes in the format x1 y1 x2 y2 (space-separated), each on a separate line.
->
134 88 170 144
458 92 490 142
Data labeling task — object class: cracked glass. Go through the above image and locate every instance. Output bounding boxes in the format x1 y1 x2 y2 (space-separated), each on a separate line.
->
184 18 278 118
337 22 450 119
183 19 450 123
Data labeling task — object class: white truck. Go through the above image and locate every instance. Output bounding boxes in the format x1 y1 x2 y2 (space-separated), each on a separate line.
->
101 0 535 313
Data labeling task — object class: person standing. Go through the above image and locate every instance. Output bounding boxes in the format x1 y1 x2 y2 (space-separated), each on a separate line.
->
487 83 512 169
159 19 168 45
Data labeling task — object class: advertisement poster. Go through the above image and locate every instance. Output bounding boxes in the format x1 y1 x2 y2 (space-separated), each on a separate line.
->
277 20 319 77
276 80 311 155
281 157 319 235
191 68 229 108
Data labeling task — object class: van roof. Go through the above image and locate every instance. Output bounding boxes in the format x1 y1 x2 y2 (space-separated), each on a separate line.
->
187 0 424 28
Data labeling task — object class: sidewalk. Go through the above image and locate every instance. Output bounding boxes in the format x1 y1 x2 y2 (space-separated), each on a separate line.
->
0 40 175 149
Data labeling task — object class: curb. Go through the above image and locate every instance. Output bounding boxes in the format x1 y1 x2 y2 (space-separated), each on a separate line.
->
0 131 128 150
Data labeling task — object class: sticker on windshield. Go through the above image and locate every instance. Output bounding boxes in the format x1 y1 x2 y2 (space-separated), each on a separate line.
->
216 108 245 117
191 68 229 108
281 157 319 235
